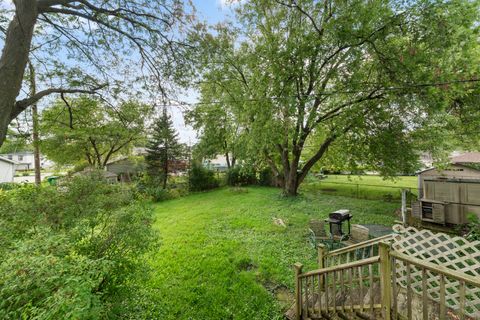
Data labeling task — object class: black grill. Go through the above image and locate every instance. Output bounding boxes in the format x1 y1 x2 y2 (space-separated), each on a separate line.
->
328 210 352 222
325 209 352 238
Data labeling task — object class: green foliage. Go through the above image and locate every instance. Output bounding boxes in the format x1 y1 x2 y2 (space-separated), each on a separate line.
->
0 182 21 191
226 165 257 186
145 108 185 189
40 96 150 168
188 163 219 191
258 167 274 187
192 0 480 194
466 213 480 242
0 129 31 154
0 175 158 318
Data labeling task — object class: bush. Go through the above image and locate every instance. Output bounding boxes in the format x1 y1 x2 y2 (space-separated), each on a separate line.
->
188 164 219 191
0 175 158 318
0 182 21 191
258 167 274 186
226 165 257 186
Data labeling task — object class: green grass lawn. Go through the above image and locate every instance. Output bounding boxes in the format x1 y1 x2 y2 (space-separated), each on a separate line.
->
302 174 419 201
140 187 399 319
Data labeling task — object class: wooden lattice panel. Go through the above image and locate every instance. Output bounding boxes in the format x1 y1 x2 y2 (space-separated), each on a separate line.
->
391 225 480 317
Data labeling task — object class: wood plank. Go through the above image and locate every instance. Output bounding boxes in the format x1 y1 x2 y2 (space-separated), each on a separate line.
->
369 264 374 319
407 263 412 320
439 274 446 320
327 234 393 257
392 257 398 319
459 280 466 320
422 268 428 320
333 271 337 312
359 265 364 314
340 269 345 313
299 256 380 278
349 268 354 313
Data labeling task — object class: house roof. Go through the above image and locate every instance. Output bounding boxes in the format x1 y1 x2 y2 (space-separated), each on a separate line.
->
451 152 480 164
106 156 130 165
0 156 18 165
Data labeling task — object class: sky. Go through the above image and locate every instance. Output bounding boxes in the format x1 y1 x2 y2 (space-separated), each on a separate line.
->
0 0 239 145
170 0 238 144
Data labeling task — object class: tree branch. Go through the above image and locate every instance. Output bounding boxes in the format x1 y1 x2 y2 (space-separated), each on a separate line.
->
11 84 106 120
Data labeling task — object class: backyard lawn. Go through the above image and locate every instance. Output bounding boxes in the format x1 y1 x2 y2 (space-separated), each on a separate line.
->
302 174 419 200
140 187 399 319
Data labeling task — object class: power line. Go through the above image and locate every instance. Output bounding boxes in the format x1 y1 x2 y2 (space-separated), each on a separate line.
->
159 78 480 108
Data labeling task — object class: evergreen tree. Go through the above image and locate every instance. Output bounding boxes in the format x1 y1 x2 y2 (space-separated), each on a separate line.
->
146 108 183 189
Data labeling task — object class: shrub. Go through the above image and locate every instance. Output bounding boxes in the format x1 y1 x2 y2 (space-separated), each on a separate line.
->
188 164 219 191
258 167 274 186
226 165 257 186
0 182 21 191
0 175 158 318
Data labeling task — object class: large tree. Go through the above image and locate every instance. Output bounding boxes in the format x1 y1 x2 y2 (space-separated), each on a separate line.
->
145 108 184 189
0 0 193 147
193 0 480 196
40 96 149 168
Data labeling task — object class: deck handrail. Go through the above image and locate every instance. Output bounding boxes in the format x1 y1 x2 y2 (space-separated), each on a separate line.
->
326 234 393 257
299 256 380 278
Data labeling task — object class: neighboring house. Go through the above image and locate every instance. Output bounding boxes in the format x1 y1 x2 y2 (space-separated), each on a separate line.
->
0 156 17 183
132 147 148 156
414 152 480 225
106 157 143 182
74 167 118 183
0 151 53 171
203 155 229 172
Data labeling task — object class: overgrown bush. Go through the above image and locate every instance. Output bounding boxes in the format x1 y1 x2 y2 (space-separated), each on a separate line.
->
466 213 480 241
188 164 219 191
258 167 274 186
0 174 158 318
226 165 257 186
0 182 21 191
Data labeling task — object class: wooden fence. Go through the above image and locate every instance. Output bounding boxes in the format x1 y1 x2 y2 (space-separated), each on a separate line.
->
294 225 480 319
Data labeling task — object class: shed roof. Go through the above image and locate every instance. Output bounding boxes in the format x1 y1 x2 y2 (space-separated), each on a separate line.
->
451 152 480 164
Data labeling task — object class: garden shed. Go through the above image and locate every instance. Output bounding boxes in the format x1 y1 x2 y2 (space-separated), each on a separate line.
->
106 157 140 182
414 153 480 225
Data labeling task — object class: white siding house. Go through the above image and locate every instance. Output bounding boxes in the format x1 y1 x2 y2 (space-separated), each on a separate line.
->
0 151 53 171
0 156 17 183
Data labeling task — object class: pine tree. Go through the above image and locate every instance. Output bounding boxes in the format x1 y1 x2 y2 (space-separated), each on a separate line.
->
146 108 183 189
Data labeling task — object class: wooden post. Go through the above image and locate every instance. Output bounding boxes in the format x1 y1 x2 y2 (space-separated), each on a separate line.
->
294 263 303 320
379 242 392 320
318 244 326 290
401 189 407 226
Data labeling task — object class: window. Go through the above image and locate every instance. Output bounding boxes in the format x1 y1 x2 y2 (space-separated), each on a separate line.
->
18 155 23 161
7 155 12 160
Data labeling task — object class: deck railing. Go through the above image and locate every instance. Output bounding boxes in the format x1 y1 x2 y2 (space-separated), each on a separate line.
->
320 234 393 268
294 241 480 319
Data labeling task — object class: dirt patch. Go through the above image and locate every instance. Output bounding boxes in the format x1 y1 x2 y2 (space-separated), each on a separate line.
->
236 258 257 271
262 281 294 308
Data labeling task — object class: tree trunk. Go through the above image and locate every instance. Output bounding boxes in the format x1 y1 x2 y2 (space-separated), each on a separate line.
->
28 62 42 186
283 156 300 196
0 1 38 146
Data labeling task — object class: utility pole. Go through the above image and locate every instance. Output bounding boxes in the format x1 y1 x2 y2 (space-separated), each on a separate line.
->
28 62 41 186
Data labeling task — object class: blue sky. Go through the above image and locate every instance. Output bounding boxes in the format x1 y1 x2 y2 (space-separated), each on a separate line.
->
173 0 238 143
0 1 237 144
